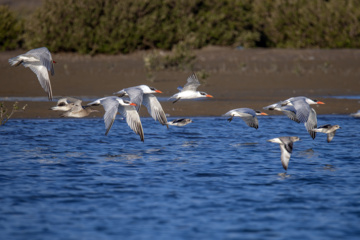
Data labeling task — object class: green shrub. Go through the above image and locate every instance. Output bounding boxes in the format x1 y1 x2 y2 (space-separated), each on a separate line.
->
0 5 23 50
22 0 360 53
253 0 360 48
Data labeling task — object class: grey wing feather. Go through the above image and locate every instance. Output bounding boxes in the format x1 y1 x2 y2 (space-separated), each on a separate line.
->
99 97 120 135
28 64 53 100
279 144 291 170
292 99 311 123
305 108 317 139
327 131 336 143
182 73 201 91
142 94 168 126
126 87 144 111
240 116 259 129
280 106 300 123
118 105 144 141
27 47 55 75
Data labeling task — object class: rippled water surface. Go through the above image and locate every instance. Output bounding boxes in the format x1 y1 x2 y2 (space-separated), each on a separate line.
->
1 115 359 240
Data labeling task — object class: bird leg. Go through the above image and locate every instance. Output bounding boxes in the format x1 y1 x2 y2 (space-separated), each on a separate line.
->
173 98 181 104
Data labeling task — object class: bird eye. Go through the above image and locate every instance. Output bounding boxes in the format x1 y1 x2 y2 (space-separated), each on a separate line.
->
123 100 130 104
150 87 155 90
59 103 65 106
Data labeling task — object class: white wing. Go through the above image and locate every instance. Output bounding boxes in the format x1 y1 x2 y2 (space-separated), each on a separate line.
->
118 105 144 141
304 108 317 139
26 63 53 100
98 97 120 135
126 87 144 111
291 98 311 123
27 47 55 75
182 73 201 91
142 94 168 126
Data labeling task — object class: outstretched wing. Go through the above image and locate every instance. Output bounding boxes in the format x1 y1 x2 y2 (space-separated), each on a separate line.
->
126 87 144 111
305 108 317 139
26 63 53 100
98 97 120 135
142 94 168 127
118 105 144 141
182 73 201 91
27 47 55 76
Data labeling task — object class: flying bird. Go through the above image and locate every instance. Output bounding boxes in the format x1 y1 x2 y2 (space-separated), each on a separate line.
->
264 97 324 139
169 73 213 103
268 136 301 171
310 124 341 143
8 47 55 100
223 108 268 129
114 85 168 127
88 96 144 142
167 118 193 127
60 98 98 118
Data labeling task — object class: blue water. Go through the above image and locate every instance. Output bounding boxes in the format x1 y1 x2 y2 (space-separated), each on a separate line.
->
0 115 359 240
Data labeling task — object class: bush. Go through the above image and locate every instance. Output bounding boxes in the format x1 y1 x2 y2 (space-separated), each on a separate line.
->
253 0 360 48
21 0 360 53
0 5 23 50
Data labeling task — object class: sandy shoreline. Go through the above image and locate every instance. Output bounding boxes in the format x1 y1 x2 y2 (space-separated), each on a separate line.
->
1 47 360 118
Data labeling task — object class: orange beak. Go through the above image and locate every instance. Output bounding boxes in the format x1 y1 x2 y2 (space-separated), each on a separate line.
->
206 94 214 98
260 112 268 115
155 90 163 93
130 103 137 106
317 101 325 104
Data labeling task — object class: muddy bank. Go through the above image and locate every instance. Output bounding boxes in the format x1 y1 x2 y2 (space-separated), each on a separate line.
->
1 47 360 118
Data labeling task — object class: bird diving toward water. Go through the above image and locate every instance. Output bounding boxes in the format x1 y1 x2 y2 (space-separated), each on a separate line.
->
88 96 144 142
268 136 301 171
8 47 55 100
222 108 268 129
114 85 168 128
310 124 341 143
167 118 193 127
60 98 98 118
169 73 213 103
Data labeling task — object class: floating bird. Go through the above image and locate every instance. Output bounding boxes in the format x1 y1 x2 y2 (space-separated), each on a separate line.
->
61 99 98 118
114 85 168 127
223 108 268 129
167 118 193 127
88 96 144 141
350 110 360 118
268 136 301 171
310 124 341 143
50 97 80 111
169 73 213 103
8 47 55 100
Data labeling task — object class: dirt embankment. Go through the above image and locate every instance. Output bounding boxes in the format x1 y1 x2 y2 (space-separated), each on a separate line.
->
1 47 360 118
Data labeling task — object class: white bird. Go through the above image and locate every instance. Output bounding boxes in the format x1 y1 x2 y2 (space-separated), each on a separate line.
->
61 99 98 118
265 97 324 139
114 85 168 127
8 47 55 100
268 136 301 171
50 97 80 111
310 124 341 143
222 108 268 129
169 73 213 103
167 118 193 127
281 96 324 123
88 96 144 141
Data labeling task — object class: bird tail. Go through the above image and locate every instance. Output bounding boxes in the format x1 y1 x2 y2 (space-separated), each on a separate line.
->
8 57 22 67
